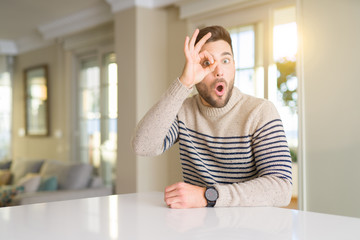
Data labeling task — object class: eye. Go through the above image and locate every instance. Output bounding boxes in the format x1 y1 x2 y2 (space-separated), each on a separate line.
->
202 60 211 67
223 58 230 64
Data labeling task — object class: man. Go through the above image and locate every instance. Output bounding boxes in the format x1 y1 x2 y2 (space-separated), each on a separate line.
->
132 26 292 209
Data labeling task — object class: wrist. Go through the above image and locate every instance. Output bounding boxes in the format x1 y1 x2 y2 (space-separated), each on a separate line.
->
178 75 194 89
200 187 207 207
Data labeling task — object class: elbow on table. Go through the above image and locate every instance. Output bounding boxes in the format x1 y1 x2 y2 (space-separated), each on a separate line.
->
277 179 293 207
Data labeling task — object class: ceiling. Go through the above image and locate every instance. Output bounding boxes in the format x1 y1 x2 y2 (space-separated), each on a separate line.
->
0 0 253 55
0 0 184 54
0 0 105 40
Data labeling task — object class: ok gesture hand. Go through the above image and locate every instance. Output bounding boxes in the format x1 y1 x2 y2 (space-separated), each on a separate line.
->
179 29 218 88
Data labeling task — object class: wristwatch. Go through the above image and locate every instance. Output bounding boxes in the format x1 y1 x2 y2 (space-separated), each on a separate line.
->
205 186 218 207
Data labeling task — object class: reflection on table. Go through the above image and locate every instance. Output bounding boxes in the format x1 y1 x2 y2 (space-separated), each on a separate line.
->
0 192 359 240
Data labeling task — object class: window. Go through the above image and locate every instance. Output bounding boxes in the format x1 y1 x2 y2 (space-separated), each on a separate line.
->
77 52 117 186
229 25 264 98
0 56 12 161
228 5 298 207
270 6 298 201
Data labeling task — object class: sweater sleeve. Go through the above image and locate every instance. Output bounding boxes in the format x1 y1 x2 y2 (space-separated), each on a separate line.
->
214 101 293 207
132 79 192 156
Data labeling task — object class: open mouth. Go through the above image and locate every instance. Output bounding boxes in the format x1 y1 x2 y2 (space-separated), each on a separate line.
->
215 82 225 97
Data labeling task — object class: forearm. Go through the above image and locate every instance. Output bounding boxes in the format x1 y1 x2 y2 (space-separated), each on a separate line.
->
132 79 192 156
214 176 292 207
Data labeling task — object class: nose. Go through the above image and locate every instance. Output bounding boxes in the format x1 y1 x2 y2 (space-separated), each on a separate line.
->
214 65 224 78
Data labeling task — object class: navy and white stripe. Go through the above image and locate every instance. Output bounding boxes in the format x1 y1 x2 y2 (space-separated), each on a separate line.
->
163 119 179 152
164 119 292 187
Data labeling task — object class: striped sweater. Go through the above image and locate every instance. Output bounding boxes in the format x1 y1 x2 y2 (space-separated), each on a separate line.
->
132 79 292 207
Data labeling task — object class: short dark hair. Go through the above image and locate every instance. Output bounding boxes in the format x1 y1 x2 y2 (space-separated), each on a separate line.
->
195 25 233 52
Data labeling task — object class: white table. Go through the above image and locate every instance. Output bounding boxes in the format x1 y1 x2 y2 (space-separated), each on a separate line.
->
0 192 359 240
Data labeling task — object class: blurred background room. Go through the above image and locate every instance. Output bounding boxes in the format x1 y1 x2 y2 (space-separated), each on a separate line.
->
0 0 359 218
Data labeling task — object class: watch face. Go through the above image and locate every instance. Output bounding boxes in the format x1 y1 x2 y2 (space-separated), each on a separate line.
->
205 188 218 201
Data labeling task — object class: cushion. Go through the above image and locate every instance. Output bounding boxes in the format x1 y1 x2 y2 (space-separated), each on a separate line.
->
88 176 103 188
63 163 93 190
0 170 11 186
0 160 12 170
0 186 24 207
16 173 41 193
38 176 58 191
40 160 93 190
10 159 44 184
40 159 66 175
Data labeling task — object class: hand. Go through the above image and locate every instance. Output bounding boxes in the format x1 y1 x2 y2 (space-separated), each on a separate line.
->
164 182 207 209
179 29 218 88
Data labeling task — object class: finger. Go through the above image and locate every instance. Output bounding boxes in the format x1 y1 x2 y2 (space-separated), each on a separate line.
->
208 60 218 72
165 183 178 193
189 29 199 52
183 36 190 58
194 32 211 53
166 192 187 209
164 183 181 201
169 202 184 209
165 192 181 206
164 189 178 201
166 196 180 206
199 50 215 65
199 51 218 74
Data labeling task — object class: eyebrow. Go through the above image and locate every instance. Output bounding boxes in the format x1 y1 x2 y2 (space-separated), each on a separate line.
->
221 51 233 57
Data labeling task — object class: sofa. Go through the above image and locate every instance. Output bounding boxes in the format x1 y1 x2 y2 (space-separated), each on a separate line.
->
0 159 112 206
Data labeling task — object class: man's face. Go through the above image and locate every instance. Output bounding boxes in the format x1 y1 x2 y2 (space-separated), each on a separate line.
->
195 40 235 108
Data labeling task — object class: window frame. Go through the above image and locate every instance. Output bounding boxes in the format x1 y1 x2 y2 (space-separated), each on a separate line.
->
0 57 13 161
229 24 265 98
73 45 117 186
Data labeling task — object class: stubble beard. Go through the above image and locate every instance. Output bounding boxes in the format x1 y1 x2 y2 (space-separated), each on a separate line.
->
196 77 235 108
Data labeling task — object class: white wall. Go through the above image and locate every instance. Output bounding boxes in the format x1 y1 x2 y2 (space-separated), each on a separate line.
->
166 7 188 185
300 0 360 217
115 7 138 194
115 6 182 193
135 7 169 192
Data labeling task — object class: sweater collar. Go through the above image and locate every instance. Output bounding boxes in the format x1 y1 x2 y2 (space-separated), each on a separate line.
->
196 87 242 117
